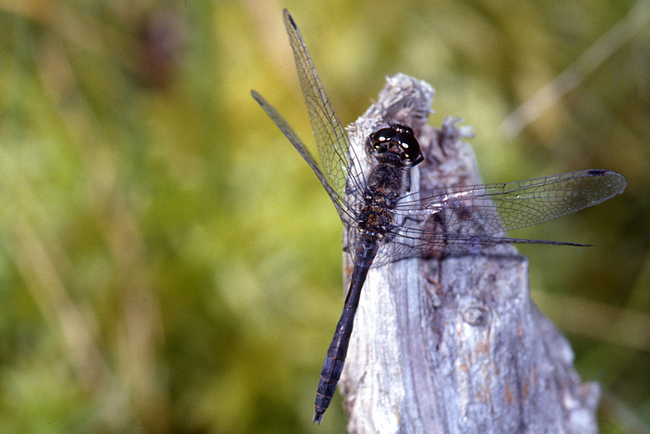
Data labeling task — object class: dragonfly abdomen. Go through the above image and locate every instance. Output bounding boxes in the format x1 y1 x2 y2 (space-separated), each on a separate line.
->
313 234 379 424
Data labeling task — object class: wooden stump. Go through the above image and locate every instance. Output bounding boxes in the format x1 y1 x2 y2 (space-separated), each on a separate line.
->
339 74 600 434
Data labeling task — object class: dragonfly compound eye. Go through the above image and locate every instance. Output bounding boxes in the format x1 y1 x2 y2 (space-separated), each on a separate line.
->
392 124 423 165
369 125 423 165
370 127 397 153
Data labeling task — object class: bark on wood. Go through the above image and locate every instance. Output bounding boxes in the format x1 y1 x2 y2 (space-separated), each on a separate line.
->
338 74 600 433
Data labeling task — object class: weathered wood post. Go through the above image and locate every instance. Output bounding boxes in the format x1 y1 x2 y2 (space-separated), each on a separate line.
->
339 74 600 434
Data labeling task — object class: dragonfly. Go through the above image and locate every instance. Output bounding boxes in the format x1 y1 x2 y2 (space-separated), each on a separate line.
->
251 9 627 424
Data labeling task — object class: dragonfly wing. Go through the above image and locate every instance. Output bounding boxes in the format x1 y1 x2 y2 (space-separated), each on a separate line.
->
252 91 353 222
394 169 627 233
283 9 364 198
369 170 627 265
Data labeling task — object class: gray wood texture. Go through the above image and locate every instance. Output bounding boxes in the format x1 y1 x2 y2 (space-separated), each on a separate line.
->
338 74 600 433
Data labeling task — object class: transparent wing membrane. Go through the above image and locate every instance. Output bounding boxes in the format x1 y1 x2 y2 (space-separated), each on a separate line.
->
251 90 352 221
283 10 358 199
394 170 627 231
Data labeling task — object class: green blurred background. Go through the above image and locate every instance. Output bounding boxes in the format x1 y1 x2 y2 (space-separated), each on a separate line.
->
0 0 648 432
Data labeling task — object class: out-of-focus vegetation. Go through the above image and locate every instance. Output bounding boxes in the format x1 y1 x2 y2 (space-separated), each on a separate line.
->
0 0 647 432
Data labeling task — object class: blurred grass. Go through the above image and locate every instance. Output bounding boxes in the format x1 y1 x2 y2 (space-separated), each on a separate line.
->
0 0 647 433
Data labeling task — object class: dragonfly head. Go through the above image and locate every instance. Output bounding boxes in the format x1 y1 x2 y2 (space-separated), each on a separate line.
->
368 124 424 167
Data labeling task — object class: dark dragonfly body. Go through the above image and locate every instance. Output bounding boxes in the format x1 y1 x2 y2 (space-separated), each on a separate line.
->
314 125 423 421
251 9 626 424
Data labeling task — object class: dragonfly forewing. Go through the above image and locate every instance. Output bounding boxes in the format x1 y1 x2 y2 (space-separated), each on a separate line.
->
282 9 364 200
394 169 627 233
